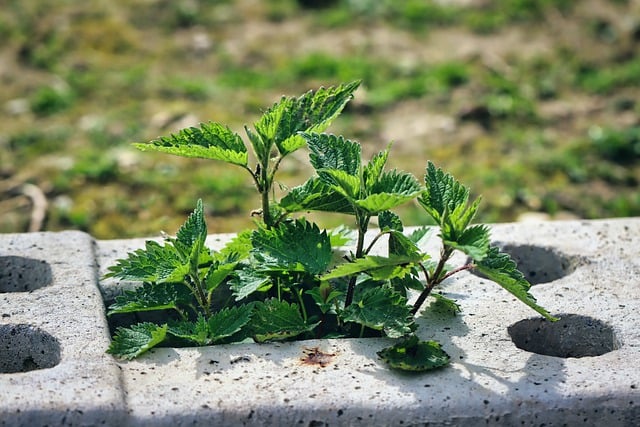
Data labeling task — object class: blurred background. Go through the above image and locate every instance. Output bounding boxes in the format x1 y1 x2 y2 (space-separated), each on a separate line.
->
1 0 639 239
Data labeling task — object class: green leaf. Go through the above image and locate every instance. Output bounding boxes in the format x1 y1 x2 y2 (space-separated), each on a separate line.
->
443 224 490 261
279 178 354 214
105 240 189 283
474 246 558 321
388 230 424 261
306 282 342 314
363 146 390 190
107 282 192 315
168 316 210 345
215 229 253 262
355 192 419 214
134 122 248 166
370 169 421 197
377 335 450 372
248 299 316 342
322 254 422 281
207 304 253 342
107 323 168 360
244 125 270 165
251 219 332 275
430 293 461 316
418 161 470 225
378 211 403 232
173 199 209 264
229 268 272 300
204 261 238 292
304 133 361 176
259 81 360 156
408 226 433 246
356 170 421 213
319 169 361 200
342 285 414 338
328 225 356 247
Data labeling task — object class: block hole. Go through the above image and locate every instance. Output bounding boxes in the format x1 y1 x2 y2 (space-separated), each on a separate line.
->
472 243 579 284
0 256 52 292
508 314 621 358
0 324 61 373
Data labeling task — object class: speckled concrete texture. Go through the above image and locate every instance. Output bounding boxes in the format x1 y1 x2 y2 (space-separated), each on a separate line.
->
1 219 639 426
0 231 126 426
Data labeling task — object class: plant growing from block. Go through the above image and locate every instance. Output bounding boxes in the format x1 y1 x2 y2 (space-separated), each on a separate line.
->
106 81 556 372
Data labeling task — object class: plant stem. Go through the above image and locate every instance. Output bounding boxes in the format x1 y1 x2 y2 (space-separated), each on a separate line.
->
344 213 370 308
191 276 211 317
441 263 474 281
261 179 272 228
410 246 453 315
296 289 308 322
364 231 388 255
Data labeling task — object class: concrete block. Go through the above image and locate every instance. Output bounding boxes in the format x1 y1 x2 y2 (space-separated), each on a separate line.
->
0 231 126 426
2 219 640 425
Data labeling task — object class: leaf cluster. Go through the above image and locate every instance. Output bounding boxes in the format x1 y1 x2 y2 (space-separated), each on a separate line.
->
107 82 557 372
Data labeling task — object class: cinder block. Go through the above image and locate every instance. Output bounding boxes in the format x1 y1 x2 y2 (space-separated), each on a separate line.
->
2 219 639 426
0 231 126 426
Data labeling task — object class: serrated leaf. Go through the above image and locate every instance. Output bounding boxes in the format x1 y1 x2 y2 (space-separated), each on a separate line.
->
355 192 419 213
105 240 189 283
443 224 490 261
168 316 210 345
304 133 361 176
391 275 425 293
107 323 168 360
134 122 247 166
430 293 461 316
363 146 390 190
205 261 238 292
474 246 558 321
388 230 423 258
251 219 332 275
306 282 342 314
370 169 421 196
378 211 403 232
319 169 361 200
172 199 209 266
279 177 354 214
342 285 414 338
249 299 316 342
244 125 270 164
408 226 433 246
214 229 253 262
328 225 356 247
207 304 254 342
377 335 450 372
229 268 272 300
107 282 193 315
419 161 470 225
322 254 422 281
356 170 421 213
255 81 360 157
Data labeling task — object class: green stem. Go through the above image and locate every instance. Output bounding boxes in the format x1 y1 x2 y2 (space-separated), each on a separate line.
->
364 230 389 256
345 214 370 308
410 246 453 315
296 288 308 323
260 161 272 227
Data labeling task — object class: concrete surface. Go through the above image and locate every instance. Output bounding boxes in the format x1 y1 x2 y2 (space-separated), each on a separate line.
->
1 218 639 426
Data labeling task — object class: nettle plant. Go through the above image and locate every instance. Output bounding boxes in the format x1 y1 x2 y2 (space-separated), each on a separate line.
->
106 81 556 371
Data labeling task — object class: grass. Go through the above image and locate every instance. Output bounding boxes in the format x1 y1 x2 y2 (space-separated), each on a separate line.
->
0 0 639 238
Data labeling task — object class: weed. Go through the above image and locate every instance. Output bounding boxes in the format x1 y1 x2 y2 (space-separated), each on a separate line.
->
105 83 556 372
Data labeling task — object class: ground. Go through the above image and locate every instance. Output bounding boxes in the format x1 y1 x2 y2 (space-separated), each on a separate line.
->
0 0 638 238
